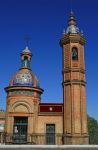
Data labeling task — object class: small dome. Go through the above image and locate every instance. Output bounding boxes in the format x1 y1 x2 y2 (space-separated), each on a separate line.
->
10 69 39 87
66 25 79 34
22 46 31 54
65 10 80 35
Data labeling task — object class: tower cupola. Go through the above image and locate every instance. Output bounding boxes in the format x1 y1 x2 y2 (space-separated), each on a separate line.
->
21 46 32 69
66 10 80 34
60 10 86 47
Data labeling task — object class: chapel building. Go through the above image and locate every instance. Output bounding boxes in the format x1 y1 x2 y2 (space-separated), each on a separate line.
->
4 11 89 145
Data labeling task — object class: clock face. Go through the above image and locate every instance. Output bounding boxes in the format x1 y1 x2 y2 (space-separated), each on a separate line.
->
72 47 78 60
13 72 33 86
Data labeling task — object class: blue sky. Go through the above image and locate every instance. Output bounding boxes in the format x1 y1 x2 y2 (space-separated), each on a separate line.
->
0 0 98 120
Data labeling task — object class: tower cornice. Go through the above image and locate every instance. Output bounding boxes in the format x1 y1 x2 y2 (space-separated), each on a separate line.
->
62 79 86 86
5 86 44 94
21 52 32 57
62 67 85 74
60 33 86 47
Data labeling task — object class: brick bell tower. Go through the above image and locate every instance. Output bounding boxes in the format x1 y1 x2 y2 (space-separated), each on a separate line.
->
60 11 89 144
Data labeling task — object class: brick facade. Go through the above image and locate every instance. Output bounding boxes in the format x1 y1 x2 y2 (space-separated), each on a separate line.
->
2 11 88 145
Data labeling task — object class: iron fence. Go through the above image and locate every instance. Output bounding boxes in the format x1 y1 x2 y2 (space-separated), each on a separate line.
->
31 133 62 145
0 133 63 145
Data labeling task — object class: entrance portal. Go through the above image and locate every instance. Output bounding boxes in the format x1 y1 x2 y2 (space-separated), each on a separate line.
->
46 124 55 145
13 117 28 144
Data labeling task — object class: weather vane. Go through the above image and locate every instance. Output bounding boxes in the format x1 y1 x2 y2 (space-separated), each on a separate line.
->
24 35 31 47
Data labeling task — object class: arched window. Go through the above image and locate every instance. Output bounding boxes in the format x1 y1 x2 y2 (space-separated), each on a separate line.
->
21 56 30 68
24 56 28 60
72 47 78 60
24 56 28 67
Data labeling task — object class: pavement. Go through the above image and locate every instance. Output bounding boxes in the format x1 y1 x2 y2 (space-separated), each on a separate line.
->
0 145 98 150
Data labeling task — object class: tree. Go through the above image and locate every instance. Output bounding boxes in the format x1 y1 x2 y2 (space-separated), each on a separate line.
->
88 115 98 144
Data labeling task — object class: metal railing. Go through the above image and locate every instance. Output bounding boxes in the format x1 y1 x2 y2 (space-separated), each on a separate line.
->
31 133 62 145
0 133 63 145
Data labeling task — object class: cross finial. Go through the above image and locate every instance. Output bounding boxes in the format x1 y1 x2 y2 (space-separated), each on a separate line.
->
24 35 31 47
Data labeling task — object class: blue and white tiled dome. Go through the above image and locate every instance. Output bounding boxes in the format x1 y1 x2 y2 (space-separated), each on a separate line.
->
10 69 39 87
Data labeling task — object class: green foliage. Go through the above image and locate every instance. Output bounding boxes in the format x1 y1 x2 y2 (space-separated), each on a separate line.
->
88 115 98 144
